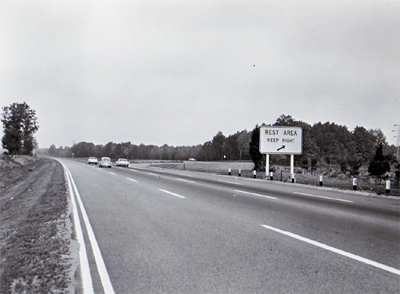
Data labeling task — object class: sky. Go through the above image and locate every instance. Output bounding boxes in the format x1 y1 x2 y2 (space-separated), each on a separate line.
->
1 0 399 148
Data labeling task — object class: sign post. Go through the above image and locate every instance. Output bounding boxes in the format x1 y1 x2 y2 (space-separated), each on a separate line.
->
259 126 303 181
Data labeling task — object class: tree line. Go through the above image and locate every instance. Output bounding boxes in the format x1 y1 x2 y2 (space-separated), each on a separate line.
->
43 114 398 177
46 129 252 162
2 102 394 177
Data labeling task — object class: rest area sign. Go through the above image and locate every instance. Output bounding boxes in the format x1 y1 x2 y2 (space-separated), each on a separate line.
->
259 126 303 154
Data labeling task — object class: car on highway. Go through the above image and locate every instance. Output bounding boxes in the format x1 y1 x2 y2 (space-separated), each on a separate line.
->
99 157 112 168
87 157 98 164
116 158 130 167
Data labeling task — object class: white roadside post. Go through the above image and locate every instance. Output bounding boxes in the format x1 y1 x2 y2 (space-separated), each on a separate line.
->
259 126 302 184
386 180 391 194
290 154 295 182
319 175 324 186
353 178 357 190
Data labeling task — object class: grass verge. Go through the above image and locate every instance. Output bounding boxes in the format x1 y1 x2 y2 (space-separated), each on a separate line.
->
0 156 77 294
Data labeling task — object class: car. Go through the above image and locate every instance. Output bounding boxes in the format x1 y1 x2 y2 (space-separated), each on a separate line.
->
116 158 130 167
188 158 196 161
99 157 112 168
88 157 98 164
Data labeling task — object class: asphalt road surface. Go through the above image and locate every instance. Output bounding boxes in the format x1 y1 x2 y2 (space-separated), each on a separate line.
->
58 158 400 293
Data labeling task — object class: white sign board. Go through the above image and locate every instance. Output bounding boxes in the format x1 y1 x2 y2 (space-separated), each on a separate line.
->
259 126 303 154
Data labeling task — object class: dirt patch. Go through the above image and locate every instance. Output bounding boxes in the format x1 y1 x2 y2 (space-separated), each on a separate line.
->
0 156 77 293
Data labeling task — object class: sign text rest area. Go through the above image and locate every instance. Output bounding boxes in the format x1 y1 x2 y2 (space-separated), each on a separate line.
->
259 126 303 154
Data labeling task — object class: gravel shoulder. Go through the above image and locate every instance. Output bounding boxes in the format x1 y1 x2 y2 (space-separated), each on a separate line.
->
0 155 78 294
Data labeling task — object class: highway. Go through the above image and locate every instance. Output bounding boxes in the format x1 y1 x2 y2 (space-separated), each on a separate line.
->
58 158 399 293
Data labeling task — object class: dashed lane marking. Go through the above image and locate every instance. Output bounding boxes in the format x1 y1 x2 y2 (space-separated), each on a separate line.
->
126 177 138 182
159 189 186 199
177 178 195 183
179 173 194 177
235 190 277 200
293 192 353 203
218 180 244 186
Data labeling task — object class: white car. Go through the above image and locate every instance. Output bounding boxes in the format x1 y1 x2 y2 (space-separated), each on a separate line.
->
99 157 112 168
116 158 130 167
88 157 98 164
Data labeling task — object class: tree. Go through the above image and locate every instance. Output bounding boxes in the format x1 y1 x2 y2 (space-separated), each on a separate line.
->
1 102 39 155
249 125 265 171
211 131 225 160
368 143 391 180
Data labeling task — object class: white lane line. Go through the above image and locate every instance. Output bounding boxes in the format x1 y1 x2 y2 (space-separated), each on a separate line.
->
147 172 158 176
177 178 195 183
293 192 353 203
235 190 277 200
218 180 244 186
159 189 186 199
62 164 94 294
126 177 138 182
261 224 400 276
109 172 116 175
67 168 116 293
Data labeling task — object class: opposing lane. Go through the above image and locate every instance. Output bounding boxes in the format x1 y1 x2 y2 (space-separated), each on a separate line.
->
59 159 400 293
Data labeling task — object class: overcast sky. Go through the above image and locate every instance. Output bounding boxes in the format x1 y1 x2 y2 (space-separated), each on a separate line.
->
1 0 399 148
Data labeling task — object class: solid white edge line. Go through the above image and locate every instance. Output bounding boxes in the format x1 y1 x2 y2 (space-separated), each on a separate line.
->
109 172 116 175
126 177 138 182
261 224 400 276
61 163 94 294
68 168 116 293
293 192 353 203
159 189 186 199
235 190 277 200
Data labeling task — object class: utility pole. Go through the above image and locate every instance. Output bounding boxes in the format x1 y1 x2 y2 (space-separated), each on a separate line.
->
393 124 400 187
393 124 400 159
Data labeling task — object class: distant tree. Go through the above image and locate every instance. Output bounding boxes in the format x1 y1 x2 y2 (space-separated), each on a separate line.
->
224 135 239 160
370 128 387 145
311 122 352 169
197 141 212 161
48 144 57 156
71 142 95 158
1 102 39 155
249 125 265 171
236 130 251 160
368 143 391 180
211 131 225 160
274 114 296 126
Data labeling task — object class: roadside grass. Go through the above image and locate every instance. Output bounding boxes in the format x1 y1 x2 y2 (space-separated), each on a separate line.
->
0 156 76 294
